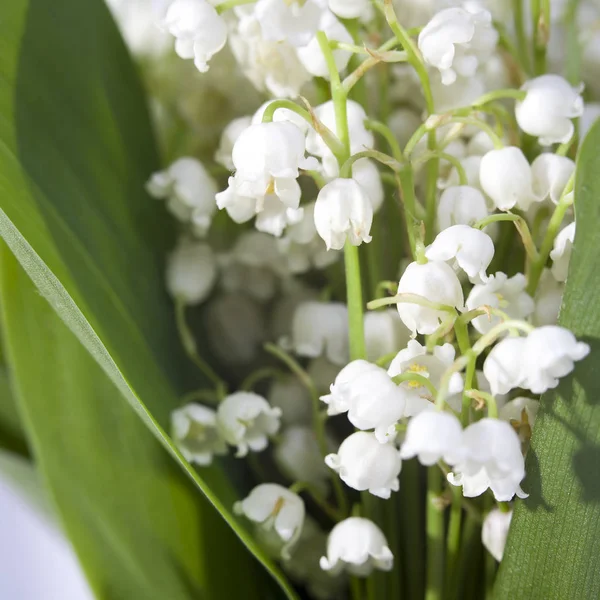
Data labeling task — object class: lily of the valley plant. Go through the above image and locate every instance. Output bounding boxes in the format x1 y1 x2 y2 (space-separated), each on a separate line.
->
102 0 598 598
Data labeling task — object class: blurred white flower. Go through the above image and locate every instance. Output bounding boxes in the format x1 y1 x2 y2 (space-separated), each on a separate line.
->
533 269 564 326
214 116 252 170
364 310 411 363
531 153 576 205
325 432 402 499
254 0 323 47
550 222 576 282
482 509 512 562
328 0 372 20
437 185 489 231
320 518 393 576
482 336 527 396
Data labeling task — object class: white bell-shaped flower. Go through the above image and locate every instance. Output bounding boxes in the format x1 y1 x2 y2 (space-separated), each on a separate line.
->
397 261 465 335
388 340 463 415
437 185 490 231
467 130 497 156
252 100 311 132
217 392 282 457
166 238 217 305
440 155 484 191
550 222 575 282
479 147 538 211
297 10 353 78
275 427 331 494
515 75 584 145
171 404 227 465
320 517 393 576
400 411 464 466
531 153 576 205
521 326 590 394
533 269 564 326
364 310 411 363
448 418 527 501
328 0 372 20
320 359 378 416
314 178 373 250
215 116 252 170
425 224 495 282
325 432 402 499
306 100 374 177
482 336 527 396
146 157 218 235
234 483 305 558
418 6 498 86
482 509 513 562
254 0 323 47
466 272 535 334
160 0 227 72
499 396 539 429
292 301 349 365
352 158 384 213
268 376 313 426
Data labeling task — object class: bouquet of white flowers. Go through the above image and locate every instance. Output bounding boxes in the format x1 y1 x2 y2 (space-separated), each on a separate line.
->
1 0 599 599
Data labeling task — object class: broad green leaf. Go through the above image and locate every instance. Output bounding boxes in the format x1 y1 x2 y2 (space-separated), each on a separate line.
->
0 0 295 597
0 247 268 599
495 121 600 598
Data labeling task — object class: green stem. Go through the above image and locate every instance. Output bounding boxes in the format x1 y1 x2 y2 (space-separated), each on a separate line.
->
365 119 404 161
474 213 539 262
513 0 531 74
445 487 463 599
413 151 468 186
215 0 255 13
240 367 283 391
368 293 457 315
398 166 419 259
426 467 444 600
288 482 342 522
345 243 367 361
392 373 439 398
472 88 527 107
531 0 550 75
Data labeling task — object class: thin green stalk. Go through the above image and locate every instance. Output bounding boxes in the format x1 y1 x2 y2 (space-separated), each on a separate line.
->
531 0 550 75
513 0 531 74
345 243 367 361
365 119 404 161
398 166 419 259
445 487 463 599
413 151 467 186
426 467 445 600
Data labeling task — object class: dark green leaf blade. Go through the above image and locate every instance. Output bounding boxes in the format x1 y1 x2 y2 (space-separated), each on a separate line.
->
495 121 600 599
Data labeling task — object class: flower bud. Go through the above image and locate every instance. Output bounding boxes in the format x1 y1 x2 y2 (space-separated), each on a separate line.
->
215 116 252 170
437 185 489 232
515 75 584 145
482 337 527 396
550 222 575 282
352 158 384 213
217 392 282 457
166 238 217 305
482 509 512 562
325 432 402 499
314 178 374 250
480 147 537 211
397 261 464 336
531 153 576 205
320 517 393 576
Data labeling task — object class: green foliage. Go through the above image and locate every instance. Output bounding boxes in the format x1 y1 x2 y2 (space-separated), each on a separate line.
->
495 121 600 599
0 0 295 598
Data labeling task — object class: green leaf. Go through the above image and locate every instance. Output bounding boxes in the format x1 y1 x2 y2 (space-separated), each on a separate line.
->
0 248 269 599
495 121 600 599
0 0 295 597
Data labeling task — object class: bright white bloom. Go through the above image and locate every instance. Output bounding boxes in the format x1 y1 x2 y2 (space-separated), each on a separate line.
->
396 261 465 335
499 396 540 430
482 509 513 562
306 100 374 177
364 310 411 363
440 155 483 191
268 376 313 426
229 10 311 97
352 159 385 213
480 147 537 211
320 359 377 416
320 518 394 576
147 157 217 235
292 302 349 365
426 224 494 282
418 6 498 86
550 222 576 282
325 432 402 499
521 326 590 394
254 0 323 47
166 238 217 305
388 340 463 415
533 269 564 326
234 484 305 558
278 203 341 274
314 178 373 250
171 404 227 465
217 392 281 457
437 185 489 231
297 11 352 78
448 418 527 501
275 427 331 493
466 273 535 334
160 0 227 72
328 0 372 20
515 75 584 145
215 116 252 170
216 121 316 236
482 336 527 396
531 153 576 205
400 411 464 466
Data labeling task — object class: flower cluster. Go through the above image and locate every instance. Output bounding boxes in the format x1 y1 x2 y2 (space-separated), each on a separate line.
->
113 0 600 594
